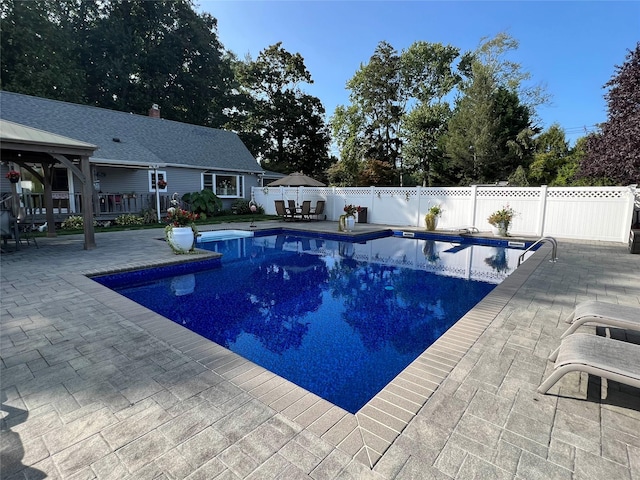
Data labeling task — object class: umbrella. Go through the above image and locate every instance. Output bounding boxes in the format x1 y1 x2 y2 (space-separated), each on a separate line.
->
268 172 326 187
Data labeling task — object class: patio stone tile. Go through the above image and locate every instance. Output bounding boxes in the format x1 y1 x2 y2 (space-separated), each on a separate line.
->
455 414 502 451
516 451 573 480
547 438 576 472
433 442 466 477
175 426 229 470
279 438 323 474
245 453 291 480
504 410 552 446
466 389 513 427
101 402 171 450
181 457 228 480
320 413 358 447
394 457 454 479
43 406 117 455
308 448 353 480
157 404 223 445
90 451 130 479
491 439 522 475
552 410 601 455
213 399 275 443
573 448 633 480
52 434 111 478
457 454 513 480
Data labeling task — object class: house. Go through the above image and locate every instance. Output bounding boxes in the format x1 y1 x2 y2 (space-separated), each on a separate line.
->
0 91 265 223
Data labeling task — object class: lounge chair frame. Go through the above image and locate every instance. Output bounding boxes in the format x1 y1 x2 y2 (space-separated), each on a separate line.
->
549 300 640 361
538 333 640 394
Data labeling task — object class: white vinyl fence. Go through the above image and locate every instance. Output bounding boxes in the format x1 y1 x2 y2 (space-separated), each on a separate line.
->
252 185 639 244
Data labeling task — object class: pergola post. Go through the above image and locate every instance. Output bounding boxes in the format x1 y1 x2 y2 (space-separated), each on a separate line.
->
81 155 96 249
42 164 57 238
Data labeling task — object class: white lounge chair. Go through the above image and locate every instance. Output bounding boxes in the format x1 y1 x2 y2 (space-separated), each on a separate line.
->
538 333 640 394
549 301 640 361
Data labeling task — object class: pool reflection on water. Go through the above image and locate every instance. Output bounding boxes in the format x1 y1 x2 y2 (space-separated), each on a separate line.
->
95 234 530 413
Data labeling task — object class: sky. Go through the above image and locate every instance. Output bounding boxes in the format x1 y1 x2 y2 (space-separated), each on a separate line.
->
199 1 639 146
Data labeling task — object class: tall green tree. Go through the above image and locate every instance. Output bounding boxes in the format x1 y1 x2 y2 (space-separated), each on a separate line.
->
528 124 570 185
582 43 640 184
445 34 539 185
84 0 232 126
331 40 462 185
0 0 88 101
234 43 331 177
402 102 451 186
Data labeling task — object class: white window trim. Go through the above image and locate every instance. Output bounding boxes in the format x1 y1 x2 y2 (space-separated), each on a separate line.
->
149 170 168 192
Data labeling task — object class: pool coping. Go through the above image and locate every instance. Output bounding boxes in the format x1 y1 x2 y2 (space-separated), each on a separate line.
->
75 232 553 469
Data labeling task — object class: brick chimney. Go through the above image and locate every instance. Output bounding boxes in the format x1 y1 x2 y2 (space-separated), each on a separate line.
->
148 103 160 118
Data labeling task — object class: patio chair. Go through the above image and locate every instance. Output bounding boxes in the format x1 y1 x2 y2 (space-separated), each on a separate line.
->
310 200 325 220
274 200 293 221
548 300 640 361
17 205 38 248
538 333 640 394
300 200 311 220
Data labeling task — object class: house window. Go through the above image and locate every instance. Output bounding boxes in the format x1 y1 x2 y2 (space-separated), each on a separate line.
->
203 174 242 197
149 171 167 192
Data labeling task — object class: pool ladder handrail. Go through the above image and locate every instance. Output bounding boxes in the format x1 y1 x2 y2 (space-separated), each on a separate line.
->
518 236 558 266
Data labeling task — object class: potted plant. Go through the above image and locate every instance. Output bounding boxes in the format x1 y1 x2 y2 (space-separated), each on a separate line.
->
488 205 517 236
424 204 442 231
157 179 167 189
339 204 361 232
6 170 20 183
165 206 199 253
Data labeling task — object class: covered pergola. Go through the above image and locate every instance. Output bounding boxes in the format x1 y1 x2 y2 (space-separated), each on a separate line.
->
0 120 98 249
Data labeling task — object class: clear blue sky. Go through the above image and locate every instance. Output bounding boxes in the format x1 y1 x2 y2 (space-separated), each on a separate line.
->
200 1 639 146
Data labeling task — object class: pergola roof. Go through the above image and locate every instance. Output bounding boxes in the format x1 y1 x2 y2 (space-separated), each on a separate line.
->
1 119 98 249
1 119 97 156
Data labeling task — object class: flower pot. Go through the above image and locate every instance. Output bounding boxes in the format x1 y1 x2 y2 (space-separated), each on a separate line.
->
9 177 19 184
166 226 195 253
491 223 508 236
345 216 355 232
425 213 439 231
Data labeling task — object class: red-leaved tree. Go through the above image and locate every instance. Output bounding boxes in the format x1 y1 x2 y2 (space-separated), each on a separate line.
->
581 43 640 184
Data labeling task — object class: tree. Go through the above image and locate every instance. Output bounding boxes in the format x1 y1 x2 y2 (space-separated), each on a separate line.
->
331 40 462 185
234 43 331 177
85 0 233 126
445 34 539 185
581 43 640 184
0 0 88 101
528 124 570 185
401 102 451 186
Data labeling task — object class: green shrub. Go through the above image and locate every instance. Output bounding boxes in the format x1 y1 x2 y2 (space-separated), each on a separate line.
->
182 190 222 217
232 199 265 215
61 215 97 230
114 214 144 226
141 208 158 224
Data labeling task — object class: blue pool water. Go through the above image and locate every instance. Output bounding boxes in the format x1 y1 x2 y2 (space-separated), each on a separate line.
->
94 233 532 413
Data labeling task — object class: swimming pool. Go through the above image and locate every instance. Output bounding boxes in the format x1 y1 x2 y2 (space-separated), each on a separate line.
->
94 232 534 413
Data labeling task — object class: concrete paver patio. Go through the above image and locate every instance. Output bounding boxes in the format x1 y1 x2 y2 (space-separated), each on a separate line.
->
1 222 639 479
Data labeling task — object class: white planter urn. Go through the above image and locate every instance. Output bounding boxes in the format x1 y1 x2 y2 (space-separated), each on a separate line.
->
345 216 356 232
491 223 508 236
166 226 195 253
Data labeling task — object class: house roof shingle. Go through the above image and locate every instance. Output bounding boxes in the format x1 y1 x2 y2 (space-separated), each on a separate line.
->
0 91 263 173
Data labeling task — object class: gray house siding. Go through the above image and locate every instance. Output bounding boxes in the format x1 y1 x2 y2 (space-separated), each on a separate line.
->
1 92 266 217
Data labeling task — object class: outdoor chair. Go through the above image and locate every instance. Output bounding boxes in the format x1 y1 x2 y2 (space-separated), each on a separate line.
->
300 201 311 220
17 204 38 248
310 200 325 220
538 333 640 394
274 200 293 221
548 300 640 361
